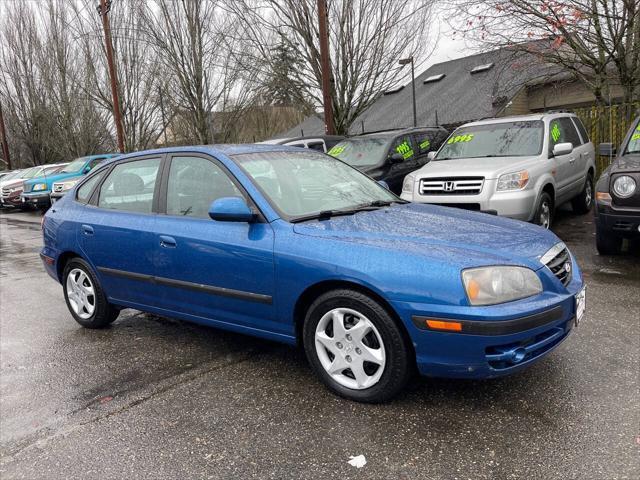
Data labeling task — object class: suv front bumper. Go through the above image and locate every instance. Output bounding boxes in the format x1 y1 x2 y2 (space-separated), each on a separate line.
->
21 192 52 207
401 178 538 221
594 201 640 237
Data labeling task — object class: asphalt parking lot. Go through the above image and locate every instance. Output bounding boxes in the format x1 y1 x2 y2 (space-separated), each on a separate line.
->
0 206 638 480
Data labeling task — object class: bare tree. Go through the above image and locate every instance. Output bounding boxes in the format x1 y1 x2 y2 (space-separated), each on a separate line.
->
231 0 438 134
448 0 640 107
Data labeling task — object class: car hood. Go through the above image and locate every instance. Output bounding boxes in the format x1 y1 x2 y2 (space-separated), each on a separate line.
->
24 171 81 187
292 203 559 270
0 178 25 189
612 153 640 173
413 156 538 179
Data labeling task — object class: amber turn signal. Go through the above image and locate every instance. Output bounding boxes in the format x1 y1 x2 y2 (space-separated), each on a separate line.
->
426 319 463 332
595 192 611 201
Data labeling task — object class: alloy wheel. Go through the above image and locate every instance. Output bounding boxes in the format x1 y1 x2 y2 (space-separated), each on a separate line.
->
66 268 96 319
314 307 386 390
539 201 551 229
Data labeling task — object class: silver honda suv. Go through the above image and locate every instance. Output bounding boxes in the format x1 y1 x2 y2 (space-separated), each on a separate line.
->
400 113 596 228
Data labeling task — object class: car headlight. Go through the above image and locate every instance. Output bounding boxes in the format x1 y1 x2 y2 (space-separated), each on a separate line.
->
402 175 414 193
33 183 47 191
497 171 529 191
61 180 79 191
612 175 636 198
462 266 542 306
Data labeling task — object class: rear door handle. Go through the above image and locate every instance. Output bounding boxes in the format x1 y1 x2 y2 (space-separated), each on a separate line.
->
159 235 177 248
81 224 94 235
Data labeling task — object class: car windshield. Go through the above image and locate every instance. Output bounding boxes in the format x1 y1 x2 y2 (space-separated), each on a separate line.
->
327 137 390 168
435 121 544 160
626 122 640 154
233 151 399 220
60 157 88 173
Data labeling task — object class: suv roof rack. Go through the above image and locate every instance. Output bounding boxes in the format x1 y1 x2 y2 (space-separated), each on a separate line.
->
361 126 444 135
545 109 575 114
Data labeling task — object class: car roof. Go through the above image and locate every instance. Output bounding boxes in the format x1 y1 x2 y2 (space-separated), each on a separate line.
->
358 126 446 139
461 112 579 128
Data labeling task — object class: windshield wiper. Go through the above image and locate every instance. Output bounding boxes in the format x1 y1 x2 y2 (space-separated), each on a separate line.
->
290 208 361 223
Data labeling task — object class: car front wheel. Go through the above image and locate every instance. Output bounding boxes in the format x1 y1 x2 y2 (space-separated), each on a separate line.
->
303 289 411 403
63 258 119 328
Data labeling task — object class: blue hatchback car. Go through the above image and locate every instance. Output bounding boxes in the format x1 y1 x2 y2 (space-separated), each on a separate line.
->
41 145 586 402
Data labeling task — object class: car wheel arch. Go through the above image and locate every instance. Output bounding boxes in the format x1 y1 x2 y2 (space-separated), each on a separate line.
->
56 251 86 282
292 280 415 358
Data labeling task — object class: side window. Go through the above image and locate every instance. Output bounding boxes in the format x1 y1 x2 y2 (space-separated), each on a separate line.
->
76 169 107 204
87 157 105 171
412 131 446 155
307 142 325 152
390 136 415 161
166 156 242 218
549 118 581 151
571 117 590 145
97 158 161 213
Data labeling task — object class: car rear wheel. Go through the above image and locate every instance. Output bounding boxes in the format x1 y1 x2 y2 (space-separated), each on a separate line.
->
571 174 593 214
596 227 622 255
302 289 411 403
63 258 119 328
534 192 553 229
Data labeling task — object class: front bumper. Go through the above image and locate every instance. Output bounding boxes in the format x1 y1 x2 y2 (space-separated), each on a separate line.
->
401 178 537 221
21 192 51 207
594 200 640 238
0 192 24 207
393 256 584 379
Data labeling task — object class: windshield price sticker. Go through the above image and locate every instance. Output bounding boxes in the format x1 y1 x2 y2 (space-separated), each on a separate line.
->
551 122 561 142
447 134 474 144
396 141 414 159
328 145 345 156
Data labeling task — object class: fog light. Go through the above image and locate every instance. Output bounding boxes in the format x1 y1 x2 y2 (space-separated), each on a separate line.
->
510 348 526 363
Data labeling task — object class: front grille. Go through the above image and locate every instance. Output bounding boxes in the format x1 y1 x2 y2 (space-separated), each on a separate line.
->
53 183 64 193
612 220 634 232
420 177 484 195
541 244 572 287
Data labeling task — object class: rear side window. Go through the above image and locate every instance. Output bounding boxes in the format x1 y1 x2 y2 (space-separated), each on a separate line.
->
571 117 590 144
307 142 325 152
98 158 161 213
76 169 107 204
549 118 581 150
166 156 241 218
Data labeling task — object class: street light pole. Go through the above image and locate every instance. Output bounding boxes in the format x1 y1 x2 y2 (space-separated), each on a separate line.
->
399 57 417 127
98 0 125 153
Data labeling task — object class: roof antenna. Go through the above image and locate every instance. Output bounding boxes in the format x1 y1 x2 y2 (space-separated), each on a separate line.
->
361 121 364 134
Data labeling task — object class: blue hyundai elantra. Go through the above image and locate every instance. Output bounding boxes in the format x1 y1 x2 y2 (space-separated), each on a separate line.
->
41 145 586 402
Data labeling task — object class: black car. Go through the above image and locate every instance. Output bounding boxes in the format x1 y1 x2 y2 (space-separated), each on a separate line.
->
327 127 449 194
594 116 640 254
259 135 345 153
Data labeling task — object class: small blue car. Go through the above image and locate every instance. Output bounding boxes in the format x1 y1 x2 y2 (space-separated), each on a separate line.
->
22 154 119 208
41 145 586 402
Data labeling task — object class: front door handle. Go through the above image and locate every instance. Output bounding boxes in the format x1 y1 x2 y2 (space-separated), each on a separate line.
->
159 235 177 248
568 157 575 163
81 224 94 235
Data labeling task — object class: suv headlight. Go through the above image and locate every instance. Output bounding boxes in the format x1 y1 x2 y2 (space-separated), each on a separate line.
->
497 171 529 191
402 175 415 194
612 175 636 198
33 183 47 191
462 266 542 306
60 180 79 191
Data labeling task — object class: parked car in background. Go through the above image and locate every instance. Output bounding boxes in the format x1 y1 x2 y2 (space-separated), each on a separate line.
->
0 171 15 182
258 135 345 153
41 145 585 403
401 113 595 229
31 154 119 207
327 127 449 194
594 116 640 254
0 164 66 209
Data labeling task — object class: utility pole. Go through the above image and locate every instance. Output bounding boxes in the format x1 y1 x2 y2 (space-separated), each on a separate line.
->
399 57 417 127
0 101 11 170
317 0 335 135
97 0 125 153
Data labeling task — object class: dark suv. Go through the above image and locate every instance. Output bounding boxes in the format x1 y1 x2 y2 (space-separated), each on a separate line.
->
327 127 449 194
594 116 640 254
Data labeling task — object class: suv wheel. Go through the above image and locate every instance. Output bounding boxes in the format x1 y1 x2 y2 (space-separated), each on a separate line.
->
63 258 119 328
596 227 622 255
302 289 411 403
535 192 553 229
571 174 593 214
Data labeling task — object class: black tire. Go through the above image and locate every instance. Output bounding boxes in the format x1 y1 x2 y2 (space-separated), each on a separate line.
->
534 192 554 229
596 227 622 255
302 289 412 403
62 257 119 328
571 174 594 214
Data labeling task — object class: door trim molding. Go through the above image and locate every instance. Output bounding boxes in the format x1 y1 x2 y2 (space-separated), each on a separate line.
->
97 266 273 305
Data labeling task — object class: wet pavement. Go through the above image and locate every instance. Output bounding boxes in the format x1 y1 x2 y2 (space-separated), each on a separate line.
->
0 206 638 479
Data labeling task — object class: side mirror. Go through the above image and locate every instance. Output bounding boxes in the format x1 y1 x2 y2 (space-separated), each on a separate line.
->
598 142 616 157
427 151 437 161
377 180 390 190
208 197 255 222
389 153 404 164
552 142 573 157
